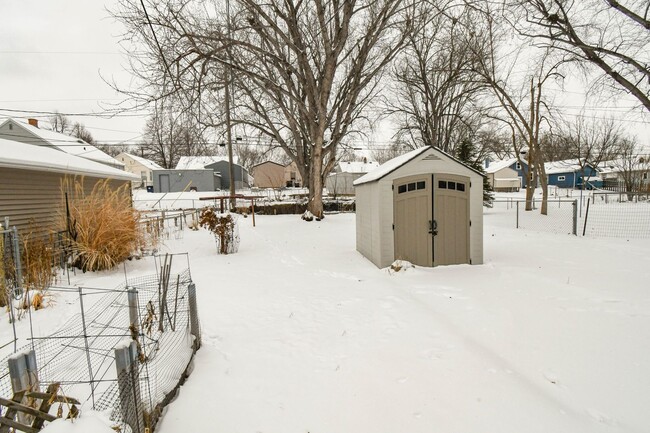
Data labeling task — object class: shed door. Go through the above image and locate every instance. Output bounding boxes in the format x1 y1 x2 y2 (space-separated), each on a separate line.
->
160 174 171 193
393 176 432 266
433 174 470 266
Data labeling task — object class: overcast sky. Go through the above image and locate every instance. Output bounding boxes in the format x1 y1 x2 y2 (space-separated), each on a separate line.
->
0 0 146 144
1 1 648 151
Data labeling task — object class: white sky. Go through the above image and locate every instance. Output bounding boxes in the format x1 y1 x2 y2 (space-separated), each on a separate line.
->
0 1 648 151
0 0 146 144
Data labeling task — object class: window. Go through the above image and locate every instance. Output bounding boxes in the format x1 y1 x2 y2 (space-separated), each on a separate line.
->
643 172 648 180
558 175 566 181
457 183 465 192
407 182 416 191
416 181 425 190
140 171 147 181
448 181 456 190
438 181 447 189
149 171 153 181
398 184 407 193
515 162 521 170
8 124 13 130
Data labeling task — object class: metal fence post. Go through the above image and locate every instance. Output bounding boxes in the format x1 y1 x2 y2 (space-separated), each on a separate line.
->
8 349 39 423
115 340 143 433
188 282 201 349
516 201 519 229
582 199 591 236
572 200 578 236
128 288 139 335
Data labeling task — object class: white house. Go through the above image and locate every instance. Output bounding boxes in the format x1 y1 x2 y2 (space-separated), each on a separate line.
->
326 160 380 196
354 146 483 268
0 118 125 170
116 152 163 188
484 159 520 192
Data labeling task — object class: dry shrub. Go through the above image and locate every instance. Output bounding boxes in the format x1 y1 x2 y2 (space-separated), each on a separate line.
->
65 178 143 271
21 232 56 292
199 208 239 254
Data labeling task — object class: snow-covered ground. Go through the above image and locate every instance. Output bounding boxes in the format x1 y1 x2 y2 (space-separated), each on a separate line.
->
28 207 650 432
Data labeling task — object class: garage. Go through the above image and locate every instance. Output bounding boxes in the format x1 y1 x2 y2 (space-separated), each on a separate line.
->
353 146 484 268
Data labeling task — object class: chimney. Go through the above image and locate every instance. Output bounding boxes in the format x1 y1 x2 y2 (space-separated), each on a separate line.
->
28 118 39 128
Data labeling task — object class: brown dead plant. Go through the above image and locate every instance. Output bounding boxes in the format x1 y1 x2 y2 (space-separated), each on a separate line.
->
64 177 143 271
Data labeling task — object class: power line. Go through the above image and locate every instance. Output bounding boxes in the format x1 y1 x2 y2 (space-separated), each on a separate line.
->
0 108 147 118
0 50 121 55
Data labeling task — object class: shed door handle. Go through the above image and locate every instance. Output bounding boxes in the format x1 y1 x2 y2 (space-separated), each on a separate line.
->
429 220 438 236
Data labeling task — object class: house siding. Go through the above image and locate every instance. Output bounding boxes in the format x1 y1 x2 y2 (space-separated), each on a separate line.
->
252 162 285 188
0 167 129 237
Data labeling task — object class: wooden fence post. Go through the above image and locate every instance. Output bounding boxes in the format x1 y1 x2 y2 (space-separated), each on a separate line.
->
115 340 143 433
188 283 201 349
128 288 139 335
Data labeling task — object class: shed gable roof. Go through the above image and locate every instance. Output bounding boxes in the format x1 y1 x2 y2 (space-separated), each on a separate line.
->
353 146 483 186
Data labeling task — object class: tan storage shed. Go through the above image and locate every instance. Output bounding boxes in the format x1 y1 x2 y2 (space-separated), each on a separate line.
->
354 146 483 268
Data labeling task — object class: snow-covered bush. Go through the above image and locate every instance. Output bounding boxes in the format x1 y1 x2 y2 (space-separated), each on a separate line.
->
199 208 240 254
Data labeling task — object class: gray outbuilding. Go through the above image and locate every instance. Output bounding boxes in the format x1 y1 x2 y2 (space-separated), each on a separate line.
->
152 169 218 192
353 146 484 268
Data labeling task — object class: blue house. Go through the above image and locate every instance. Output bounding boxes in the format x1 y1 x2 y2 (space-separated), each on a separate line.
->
544 159 601 189
485 157 532 188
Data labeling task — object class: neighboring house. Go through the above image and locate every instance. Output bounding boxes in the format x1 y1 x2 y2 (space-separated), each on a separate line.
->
485 157 532 188
176 155 251 190
544 159 601 189
0 118 125 170
204 160 251 190
284 161 302 187
484 159 520 192
0 137 137 237
116 152 163 188
598 158 650 191
252 161 286 188
326 160 380 196
152 169 218 193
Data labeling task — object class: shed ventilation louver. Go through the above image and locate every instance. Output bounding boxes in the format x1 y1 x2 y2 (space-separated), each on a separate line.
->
422 154 441 161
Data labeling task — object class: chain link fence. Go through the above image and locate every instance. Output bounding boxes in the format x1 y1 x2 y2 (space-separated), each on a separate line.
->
489 194 650 238
0 253 200 432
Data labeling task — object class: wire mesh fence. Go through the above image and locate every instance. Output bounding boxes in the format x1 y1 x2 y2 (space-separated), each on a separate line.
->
489 194 650 238
582 194 650 238
0 253 200 432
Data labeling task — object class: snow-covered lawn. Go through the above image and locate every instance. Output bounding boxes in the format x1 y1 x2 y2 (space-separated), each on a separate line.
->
35 209 649 432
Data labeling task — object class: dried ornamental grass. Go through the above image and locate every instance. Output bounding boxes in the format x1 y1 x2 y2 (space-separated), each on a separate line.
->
65 178 143 271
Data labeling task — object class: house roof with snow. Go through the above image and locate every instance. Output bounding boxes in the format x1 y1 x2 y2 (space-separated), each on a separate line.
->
176 155 238 169
544 159 591 175
118 152 163 170
0 137 138 181
485 158 519 174
354 146 484 186
0 118 125 169
337 161 380 174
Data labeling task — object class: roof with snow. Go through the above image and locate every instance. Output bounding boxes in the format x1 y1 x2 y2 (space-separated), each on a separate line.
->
338 161 380 174
118 152 163 170
354 146 483 186
176 155 238 169
485 158 518 174
544 159 590 175
0 137 138 181
0 119 125 169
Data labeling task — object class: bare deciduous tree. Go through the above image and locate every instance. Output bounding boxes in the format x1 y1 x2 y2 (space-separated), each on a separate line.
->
388 1 484 153
113 0 412 219
140 101 211 169
510 0 650 111
468 6 570 214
